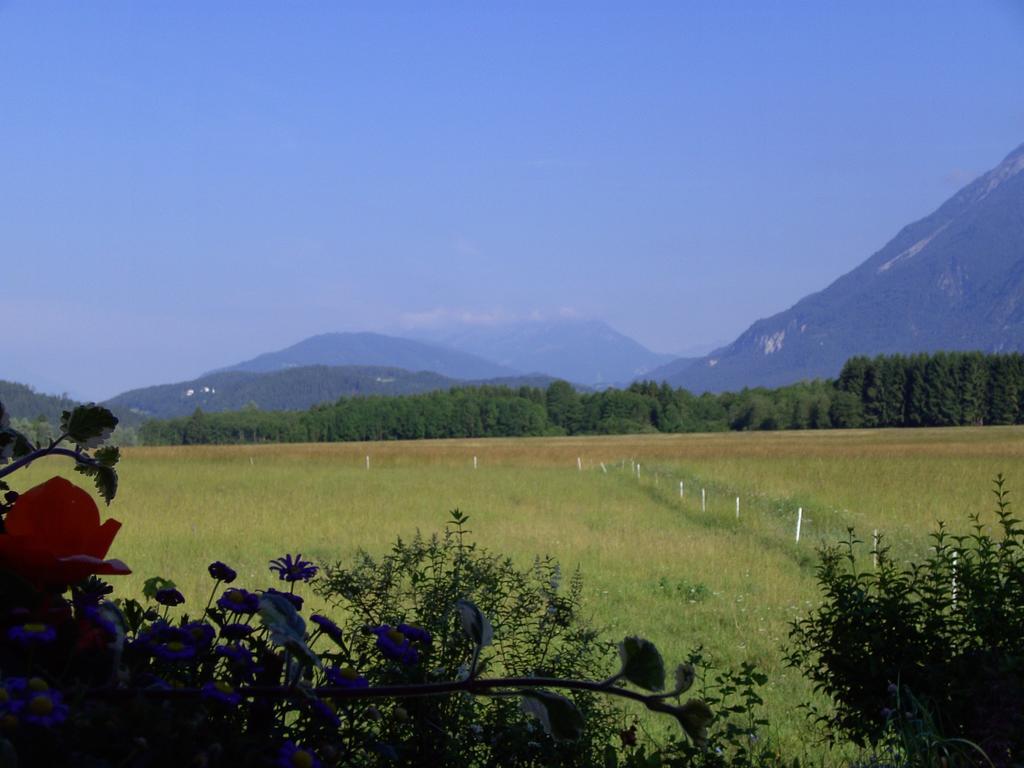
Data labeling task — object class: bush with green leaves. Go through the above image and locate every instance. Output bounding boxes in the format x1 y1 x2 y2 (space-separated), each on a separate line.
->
787 475 1024 767
314 511 621 766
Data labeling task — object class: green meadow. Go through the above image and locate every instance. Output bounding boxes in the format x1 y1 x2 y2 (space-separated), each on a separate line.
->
14 427 1024 761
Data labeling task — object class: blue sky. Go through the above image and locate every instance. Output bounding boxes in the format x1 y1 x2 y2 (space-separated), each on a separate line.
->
3 2 1024 400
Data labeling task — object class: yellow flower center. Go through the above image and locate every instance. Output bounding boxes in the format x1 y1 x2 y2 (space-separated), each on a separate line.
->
339 666 359 680
166 641 185 653
28 695 53 717
23 623 47 634
0 689 9 704
228 591 245 604
215 680 234 694
386 629 405 644
291 749 314 768
27 678 48 692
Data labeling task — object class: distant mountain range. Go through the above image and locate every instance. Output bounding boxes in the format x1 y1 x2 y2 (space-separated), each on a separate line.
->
659 141 1024 392
18 144 1022 408
102 365 563 420
411 317 675 386
212 332 517 381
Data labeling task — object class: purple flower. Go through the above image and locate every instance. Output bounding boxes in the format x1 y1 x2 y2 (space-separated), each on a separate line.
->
151 636 197 662
7 623 57 646
155 588 185 607
20 689 68 727
2 678 31 701
138 622 198 662
201 680 242 706
217 588 260 614
183 621 216 647
397 623 432 645
265 588 303 612
371 625 419 665
2 679 68 728
277 740 322 768
269 554 319 583
216 643 255 667
308 698 341 728
311 615 343 644
208 561 237 583
323 665 368 689
220 623 254 641
215 643 262 682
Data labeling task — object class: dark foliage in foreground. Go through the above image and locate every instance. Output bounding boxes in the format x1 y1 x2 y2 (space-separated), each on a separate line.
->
787 475 1024 767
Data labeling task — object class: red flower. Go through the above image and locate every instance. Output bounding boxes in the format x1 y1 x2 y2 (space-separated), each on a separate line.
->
0 477 130 587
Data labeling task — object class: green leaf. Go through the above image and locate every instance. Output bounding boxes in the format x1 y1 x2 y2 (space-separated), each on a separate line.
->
74 461 118 504
520 689 585 742
617 636 665 691
0 428 34 464
142 576 176 601
116 598 146 633
61 404 118 448
94 446 120 468
259 592 321 669
455 599 493 648
670 699 713 745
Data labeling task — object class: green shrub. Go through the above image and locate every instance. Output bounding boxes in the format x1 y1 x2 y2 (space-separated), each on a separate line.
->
787 475 1024 766
314 509 619 766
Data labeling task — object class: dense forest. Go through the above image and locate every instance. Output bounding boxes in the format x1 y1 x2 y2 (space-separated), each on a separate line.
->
136 351 1024 445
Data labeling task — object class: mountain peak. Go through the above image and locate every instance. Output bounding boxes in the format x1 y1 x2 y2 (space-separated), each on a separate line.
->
410 317 673 385
661 141 1024 392
982 141 1024 193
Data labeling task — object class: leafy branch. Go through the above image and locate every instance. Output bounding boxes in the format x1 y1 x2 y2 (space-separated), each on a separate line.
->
0 401 120 504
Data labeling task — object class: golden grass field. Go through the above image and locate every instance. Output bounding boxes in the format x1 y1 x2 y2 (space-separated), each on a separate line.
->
14 426 1024 760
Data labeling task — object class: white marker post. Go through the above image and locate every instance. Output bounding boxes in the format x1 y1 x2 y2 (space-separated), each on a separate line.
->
249 457 254 466
636 464 641 480
577 457 582 472
679 480 684 498
473 456 478 470
736 496 740 519
365 455 370 471
600 462 607 473
795 507 803 543
701 488 706 513
873 529 879 568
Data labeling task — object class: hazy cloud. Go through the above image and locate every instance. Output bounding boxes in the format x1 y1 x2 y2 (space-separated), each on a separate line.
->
398 307 513 330
942 168 980 187
397 306 585 331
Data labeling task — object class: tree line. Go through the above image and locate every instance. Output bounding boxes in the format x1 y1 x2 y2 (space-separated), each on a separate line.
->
136 351 1024 445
